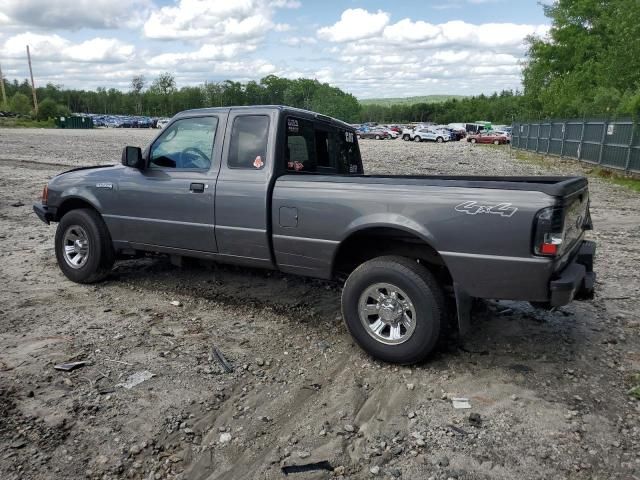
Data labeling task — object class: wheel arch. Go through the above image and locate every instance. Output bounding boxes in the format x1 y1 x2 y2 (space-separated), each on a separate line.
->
55 196 101 221
331 221 451 283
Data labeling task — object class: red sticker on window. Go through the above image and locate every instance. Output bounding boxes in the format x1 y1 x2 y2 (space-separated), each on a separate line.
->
253 156 264 169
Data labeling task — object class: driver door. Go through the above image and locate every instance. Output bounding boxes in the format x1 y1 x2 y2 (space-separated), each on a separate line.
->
114 114 223 253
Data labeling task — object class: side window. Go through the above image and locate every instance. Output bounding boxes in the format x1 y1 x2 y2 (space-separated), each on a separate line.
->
228 115 270 169
285 116 361 175
150 116 217 169
286 117 316 172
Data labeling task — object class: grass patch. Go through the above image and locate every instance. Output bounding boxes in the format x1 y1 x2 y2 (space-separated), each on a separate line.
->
0 117 56 128
513 149 640 193
627 373 640 400
592 167 640 193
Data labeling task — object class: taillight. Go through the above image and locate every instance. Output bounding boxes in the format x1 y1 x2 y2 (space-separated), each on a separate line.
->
42 184 48 205
533 206 564 256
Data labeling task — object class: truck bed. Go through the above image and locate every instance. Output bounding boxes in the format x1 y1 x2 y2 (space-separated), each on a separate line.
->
276 174 588 197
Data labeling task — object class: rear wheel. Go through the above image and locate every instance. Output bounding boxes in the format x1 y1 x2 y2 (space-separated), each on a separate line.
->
55 208 115 283
375 135 380 140
436 137 444 143
402 134 410 141
493 139 500 145
470 138 477 144
341 256 445 364
413 136 422 142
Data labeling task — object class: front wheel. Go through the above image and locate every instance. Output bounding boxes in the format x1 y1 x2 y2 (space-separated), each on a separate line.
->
493 140 500 145
341 256 445 364
402 134 410 141
413 136 422 142
54 208 115 283
375 135 380 140
436 137 443 143
470 138 477 144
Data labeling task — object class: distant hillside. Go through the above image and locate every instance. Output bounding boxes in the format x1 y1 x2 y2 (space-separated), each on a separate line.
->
359 95 467 106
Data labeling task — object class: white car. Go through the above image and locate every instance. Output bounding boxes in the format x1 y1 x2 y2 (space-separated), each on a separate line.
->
156 118 170 129
411 128 450 143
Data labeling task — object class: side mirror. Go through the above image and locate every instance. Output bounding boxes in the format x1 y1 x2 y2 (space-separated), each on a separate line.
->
121 146 144 169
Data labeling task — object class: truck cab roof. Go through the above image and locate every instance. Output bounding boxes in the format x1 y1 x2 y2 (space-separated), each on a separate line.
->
178 105 355 131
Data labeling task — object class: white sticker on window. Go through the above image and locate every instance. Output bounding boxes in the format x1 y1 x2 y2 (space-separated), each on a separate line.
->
287 118 299 133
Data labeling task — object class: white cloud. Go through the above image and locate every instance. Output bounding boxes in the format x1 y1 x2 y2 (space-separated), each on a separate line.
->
148 43 257 67
269 0 301 8
274 23 293 32
317 9 390 42
2 33 135 64
282 36 317 47
0 0 152 30
143 0 277 41
311 9 549 97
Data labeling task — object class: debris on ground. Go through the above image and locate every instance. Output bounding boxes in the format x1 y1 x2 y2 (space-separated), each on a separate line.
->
468 412 482 427
210 345 233 373
53 360 90 372
281 460 334 476
116 370 155 389
451 397 471 409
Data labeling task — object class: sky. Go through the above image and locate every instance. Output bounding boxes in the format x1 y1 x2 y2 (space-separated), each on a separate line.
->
0 0 551 99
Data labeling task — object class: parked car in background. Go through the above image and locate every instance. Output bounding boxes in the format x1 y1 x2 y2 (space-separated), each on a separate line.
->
435 126 465 141
383 128 399 139
358 128 390 140
156 118 170 129
491 130 512 143
412 128 450 143
467 131 509 145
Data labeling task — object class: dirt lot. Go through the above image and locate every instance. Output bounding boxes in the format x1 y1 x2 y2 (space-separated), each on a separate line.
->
0 128 639 480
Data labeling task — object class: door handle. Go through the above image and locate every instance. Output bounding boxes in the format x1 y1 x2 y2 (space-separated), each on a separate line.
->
190 183 205 193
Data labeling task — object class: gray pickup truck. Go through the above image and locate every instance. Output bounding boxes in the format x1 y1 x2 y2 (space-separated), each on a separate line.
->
34 106 596 363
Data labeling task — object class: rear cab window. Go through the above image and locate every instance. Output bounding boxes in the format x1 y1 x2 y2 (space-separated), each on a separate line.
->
228 115 270 169
285 116 362 175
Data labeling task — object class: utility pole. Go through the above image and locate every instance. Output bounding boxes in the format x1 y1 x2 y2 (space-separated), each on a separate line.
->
0 62 7 109
26 45 38 116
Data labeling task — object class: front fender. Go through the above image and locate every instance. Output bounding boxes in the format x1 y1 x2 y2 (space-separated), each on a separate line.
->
62 188 102 209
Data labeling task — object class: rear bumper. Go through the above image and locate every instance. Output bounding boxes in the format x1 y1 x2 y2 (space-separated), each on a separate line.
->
549 240 596 307
33 203 57 224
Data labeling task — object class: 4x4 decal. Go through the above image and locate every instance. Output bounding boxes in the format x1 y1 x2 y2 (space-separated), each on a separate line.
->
455 201 518 218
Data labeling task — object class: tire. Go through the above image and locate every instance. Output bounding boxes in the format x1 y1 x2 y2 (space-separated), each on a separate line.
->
54 208 115 284
413 136 422 142
403 134 410 141
436 137 443 143
341 256 446 364
493 140 500 145
470 138 477 144
375 135 380 140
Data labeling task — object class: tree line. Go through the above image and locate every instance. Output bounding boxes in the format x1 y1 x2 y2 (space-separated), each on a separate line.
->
0 74 362 123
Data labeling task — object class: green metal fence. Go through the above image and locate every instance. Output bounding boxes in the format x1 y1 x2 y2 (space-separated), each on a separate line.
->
512 118 640 174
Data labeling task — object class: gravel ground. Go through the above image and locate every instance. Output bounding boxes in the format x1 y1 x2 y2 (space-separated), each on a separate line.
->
0 128 639 480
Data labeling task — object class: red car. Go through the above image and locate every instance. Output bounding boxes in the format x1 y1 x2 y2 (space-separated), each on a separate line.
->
467 132 508 145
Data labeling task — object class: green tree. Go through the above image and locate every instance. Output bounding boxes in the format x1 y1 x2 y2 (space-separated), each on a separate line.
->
9 92 32 115
37 98 61 120
523 0 640 118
